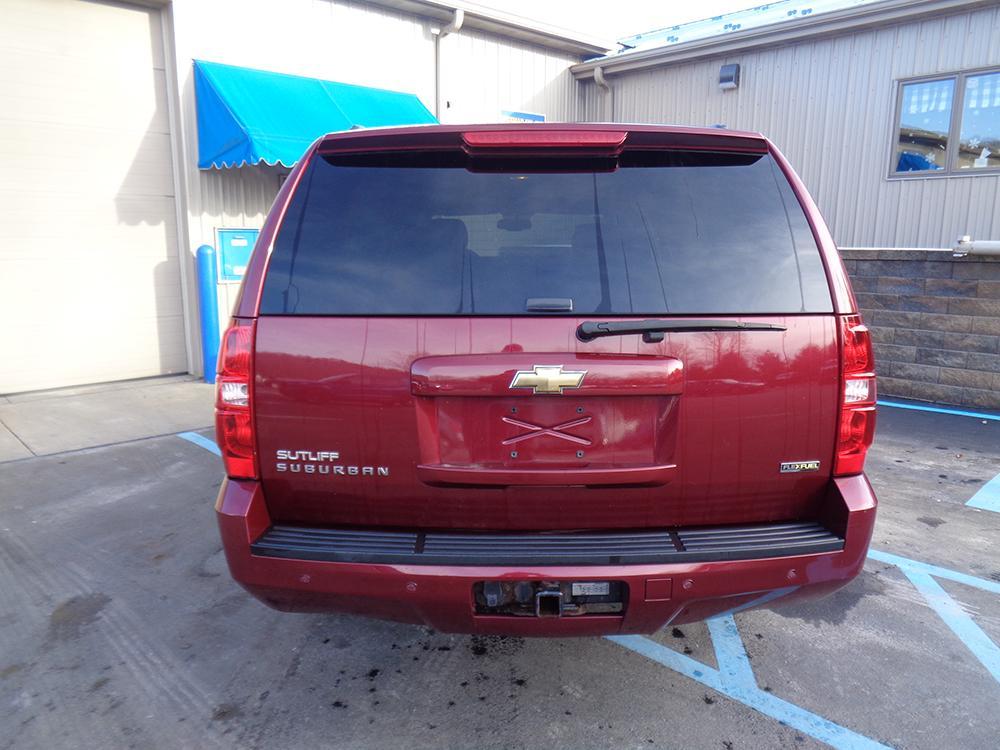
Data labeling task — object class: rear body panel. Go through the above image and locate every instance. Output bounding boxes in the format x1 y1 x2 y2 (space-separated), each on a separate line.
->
255 315 838 529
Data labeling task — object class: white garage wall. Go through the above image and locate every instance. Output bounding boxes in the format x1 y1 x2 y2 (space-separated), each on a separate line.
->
0 0 187 394
166 0 583 374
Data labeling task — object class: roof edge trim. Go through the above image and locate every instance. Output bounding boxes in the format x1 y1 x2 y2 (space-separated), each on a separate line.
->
572 0 995 78
364 0 614 56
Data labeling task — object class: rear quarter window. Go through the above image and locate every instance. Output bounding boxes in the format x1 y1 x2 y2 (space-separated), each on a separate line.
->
260 150 832 316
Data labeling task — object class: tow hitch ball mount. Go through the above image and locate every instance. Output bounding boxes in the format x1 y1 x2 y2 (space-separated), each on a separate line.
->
534 589 564 617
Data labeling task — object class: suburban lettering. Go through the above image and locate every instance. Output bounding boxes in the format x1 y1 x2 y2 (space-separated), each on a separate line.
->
273 449 390 479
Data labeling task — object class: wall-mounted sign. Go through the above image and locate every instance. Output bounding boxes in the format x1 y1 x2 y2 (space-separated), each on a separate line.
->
501 109 545 123
216 228 260 282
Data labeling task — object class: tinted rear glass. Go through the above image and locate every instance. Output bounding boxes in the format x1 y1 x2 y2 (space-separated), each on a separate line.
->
261 151 832 315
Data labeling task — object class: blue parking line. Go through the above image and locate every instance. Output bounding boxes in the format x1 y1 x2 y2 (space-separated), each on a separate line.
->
875 399 1000 512
877 399 1000 422
607 633 892 750
867 550 1000 687
899 569 1000 685
866 550 1000 595
707 615 756 689
610 550 1000 747
966 473 1000 514
177 431 221 456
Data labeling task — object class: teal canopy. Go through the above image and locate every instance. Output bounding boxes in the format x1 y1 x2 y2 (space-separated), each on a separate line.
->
193 60 436 169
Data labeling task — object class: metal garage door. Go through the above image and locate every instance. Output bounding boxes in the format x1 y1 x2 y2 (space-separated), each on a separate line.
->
0 0 186 394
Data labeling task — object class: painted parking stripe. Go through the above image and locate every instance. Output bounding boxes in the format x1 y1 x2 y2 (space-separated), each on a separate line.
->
607 629 892 750
867 549 1000 688
877 399 1000 422
898 568 1000 685
866 550 1000 595
707 615 757 690
177 431 221 456
612 550 1000 748
875 399 1000 512
966 472 1000 514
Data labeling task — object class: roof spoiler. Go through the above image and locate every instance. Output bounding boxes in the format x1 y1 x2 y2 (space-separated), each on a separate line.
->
317 124 768 157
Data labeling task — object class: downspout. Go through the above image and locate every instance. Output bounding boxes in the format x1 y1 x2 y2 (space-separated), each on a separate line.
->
593 65 614 122
433 9 464 121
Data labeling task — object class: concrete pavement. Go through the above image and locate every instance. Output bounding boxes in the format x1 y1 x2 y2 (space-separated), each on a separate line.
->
0 376 214 460
0 386 998 749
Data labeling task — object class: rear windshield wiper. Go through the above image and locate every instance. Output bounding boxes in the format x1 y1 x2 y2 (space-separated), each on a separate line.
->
577 319 787 343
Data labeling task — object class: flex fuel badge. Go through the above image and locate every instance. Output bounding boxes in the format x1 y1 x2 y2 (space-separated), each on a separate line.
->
780 460 821 473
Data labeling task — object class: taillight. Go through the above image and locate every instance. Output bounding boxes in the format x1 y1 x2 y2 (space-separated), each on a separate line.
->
215 319 257 479
835 314 876 476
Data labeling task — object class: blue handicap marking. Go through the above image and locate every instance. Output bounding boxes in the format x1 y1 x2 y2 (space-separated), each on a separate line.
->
967 472 1000 514
866 550 1000 595
898 569 1000 684
707 616 757 690
609 618 892 750
610 550 1000 749
177 431 221 456
867 549 1000 686
876 399 1000 422
876 399 1000 513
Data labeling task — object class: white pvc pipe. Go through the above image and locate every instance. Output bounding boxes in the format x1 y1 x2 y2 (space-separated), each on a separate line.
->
953 236 1000 257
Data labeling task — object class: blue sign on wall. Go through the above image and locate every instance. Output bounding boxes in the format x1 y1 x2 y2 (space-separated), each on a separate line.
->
216 228 260 282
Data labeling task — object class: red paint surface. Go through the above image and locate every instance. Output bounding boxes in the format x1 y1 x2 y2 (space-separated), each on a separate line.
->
254 315 838 529
217 123 874 632
216 474 876 635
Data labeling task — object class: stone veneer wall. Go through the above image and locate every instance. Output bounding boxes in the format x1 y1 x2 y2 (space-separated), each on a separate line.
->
840 249 1000 410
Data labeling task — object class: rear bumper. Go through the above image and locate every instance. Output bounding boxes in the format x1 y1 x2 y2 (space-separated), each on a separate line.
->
216 476 876 635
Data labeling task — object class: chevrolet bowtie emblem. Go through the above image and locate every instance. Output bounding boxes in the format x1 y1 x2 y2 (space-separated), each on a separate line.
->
509 365 587 395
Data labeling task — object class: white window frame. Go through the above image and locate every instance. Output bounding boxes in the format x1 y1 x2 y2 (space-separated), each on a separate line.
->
889 66 1000 179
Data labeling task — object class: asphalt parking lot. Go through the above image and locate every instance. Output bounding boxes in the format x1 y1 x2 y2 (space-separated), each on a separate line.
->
1 383 998 750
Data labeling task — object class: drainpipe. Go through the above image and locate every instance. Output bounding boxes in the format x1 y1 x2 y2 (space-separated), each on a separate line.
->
433 9 464 121
593 65 614 122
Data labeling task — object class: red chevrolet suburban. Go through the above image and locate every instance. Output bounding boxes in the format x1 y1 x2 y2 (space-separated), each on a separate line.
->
214 123 877 636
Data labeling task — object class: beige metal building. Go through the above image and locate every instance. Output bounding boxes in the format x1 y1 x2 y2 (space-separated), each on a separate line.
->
0 0 607 394
573 0 1000 249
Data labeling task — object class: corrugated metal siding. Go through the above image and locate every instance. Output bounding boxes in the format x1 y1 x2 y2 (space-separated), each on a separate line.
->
439 26 578 123
578 3 1000 248
194 167 285 333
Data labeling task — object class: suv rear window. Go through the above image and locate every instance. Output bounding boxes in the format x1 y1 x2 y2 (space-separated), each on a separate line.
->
260 151 832 315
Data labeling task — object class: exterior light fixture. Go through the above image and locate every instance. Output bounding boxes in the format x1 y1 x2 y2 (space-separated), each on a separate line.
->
719 63 740 90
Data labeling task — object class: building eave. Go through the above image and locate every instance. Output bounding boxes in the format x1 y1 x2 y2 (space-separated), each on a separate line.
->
365 0 615 57
572 0 996 79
